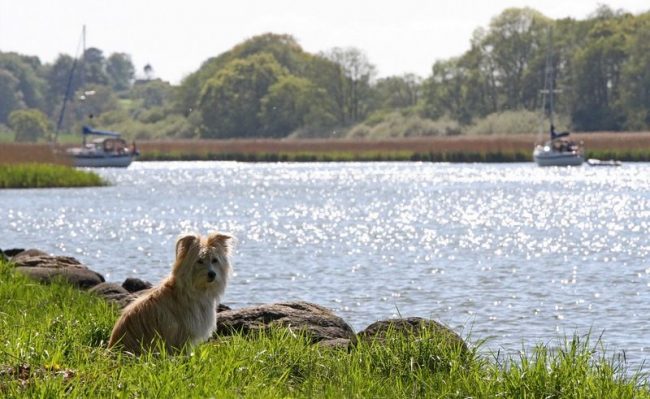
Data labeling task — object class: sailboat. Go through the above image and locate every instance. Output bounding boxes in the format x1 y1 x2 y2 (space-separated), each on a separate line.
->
56 26 138 167
533 32 584 167
66 125 138 167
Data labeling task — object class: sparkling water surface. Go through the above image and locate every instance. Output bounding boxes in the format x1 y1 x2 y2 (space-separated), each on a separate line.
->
3 162 650 365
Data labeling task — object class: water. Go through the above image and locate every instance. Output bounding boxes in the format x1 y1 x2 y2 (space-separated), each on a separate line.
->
3 162 650 366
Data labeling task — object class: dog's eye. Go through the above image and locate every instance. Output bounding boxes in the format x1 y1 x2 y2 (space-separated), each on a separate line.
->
197 259 205 265
212 258 218 263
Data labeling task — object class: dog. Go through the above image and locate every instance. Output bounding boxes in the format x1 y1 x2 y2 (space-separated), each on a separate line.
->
108 232 232 354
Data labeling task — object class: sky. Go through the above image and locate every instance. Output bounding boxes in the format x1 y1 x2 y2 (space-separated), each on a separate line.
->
1 0 648 84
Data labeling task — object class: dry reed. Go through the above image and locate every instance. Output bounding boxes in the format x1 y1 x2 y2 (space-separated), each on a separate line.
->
137 133 650 156
2 133 649 165
0 144 72 165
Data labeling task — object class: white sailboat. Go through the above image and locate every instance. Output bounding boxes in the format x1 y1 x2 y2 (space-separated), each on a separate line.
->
55 26 138 167
533 32 584 167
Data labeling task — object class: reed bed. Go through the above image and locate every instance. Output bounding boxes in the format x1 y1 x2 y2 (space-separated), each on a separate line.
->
0 164 106 188
137 132 650 162
2 133 650 165
0 144 72 166
0 259 648 398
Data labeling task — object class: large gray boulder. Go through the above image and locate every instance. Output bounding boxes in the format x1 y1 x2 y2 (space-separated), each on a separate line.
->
11 250 104 289
357 317 468 353
121 277 153 293
89 282 137 309
214 301 356 346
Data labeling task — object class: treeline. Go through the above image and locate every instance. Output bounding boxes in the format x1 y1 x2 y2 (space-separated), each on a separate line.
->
1 5 649 142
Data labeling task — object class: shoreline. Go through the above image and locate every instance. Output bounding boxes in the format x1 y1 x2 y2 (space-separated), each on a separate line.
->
2 133 650 165
1 252 648 397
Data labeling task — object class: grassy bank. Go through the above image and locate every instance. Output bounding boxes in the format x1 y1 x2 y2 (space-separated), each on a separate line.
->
0 164 106 188
3 133 650 164
0 260 647 398
136 132 650 163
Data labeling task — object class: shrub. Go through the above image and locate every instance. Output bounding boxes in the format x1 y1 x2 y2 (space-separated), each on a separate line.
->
346 112 461 139
467 110 571 135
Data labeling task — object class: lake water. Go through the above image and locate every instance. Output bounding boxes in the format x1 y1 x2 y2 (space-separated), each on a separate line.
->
3 162 650 366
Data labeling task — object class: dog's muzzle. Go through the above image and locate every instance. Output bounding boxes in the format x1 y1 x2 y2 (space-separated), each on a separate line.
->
207 271 217 282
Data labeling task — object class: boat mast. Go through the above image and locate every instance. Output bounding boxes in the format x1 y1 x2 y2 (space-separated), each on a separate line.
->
54 26 86 144
547 29 555 130
540 28 562 137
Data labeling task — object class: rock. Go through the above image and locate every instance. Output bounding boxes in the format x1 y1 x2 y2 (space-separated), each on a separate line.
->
217 303 231 312
121 277 153 293
89 282 130 297
11 249 46 259
357 317 468 353
12 253 104 289
214 301 356 344
0 248 24 258
89 282 136 308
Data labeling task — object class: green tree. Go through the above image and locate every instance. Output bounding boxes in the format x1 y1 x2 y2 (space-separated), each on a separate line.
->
422 57 477 123
177 34 305 114
45 54 82 117
372 74 421 110
322 47 376 123
481 8 551 111
131 79 174 108
259 75 337 137
9 108 51 142
0 52 46 111
76 84 119 121
302 55 347 125
0 69 22 124
82 47 109 86
619 12 650 130
569 12 631 130
198 53 287 138
106 53 135 91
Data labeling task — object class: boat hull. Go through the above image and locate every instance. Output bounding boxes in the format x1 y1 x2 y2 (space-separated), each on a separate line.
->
73 155 134 168
533 146 584 167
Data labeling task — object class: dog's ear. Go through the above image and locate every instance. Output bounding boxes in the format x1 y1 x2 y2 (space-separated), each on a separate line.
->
175 234 198 262
207 232 232 251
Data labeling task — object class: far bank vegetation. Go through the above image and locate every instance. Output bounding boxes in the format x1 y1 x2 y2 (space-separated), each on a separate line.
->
0 5 649 145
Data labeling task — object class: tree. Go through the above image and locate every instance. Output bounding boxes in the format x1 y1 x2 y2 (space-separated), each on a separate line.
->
619 13 650 129
480 8 551 111
259 75 337 137
198 53 287 138
0 69 22 124
322 47 376 123
131 79 174 108
178 34 310 114
372 74 421 110
9 108 50 142
0 52 45 111
569 14 631 130
45 54 82 117
106 53 135 91
75 84 119 121
422 58 475 123
82 47 109 86
302 55 347 125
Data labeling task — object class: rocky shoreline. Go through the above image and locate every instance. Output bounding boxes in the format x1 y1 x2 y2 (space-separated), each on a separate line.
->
1 248 467 352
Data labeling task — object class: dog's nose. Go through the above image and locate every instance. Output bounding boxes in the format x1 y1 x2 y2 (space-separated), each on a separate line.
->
207 271 217 281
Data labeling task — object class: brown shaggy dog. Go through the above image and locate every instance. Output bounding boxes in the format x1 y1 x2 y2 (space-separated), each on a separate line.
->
108 232 232 354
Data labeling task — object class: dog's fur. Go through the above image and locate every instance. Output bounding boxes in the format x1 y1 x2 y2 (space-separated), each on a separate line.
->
108 232 232 354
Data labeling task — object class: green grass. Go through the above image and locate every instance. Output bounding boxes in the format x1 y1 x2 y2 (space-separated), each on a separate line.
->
0 164 106 188
0 259 647 398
